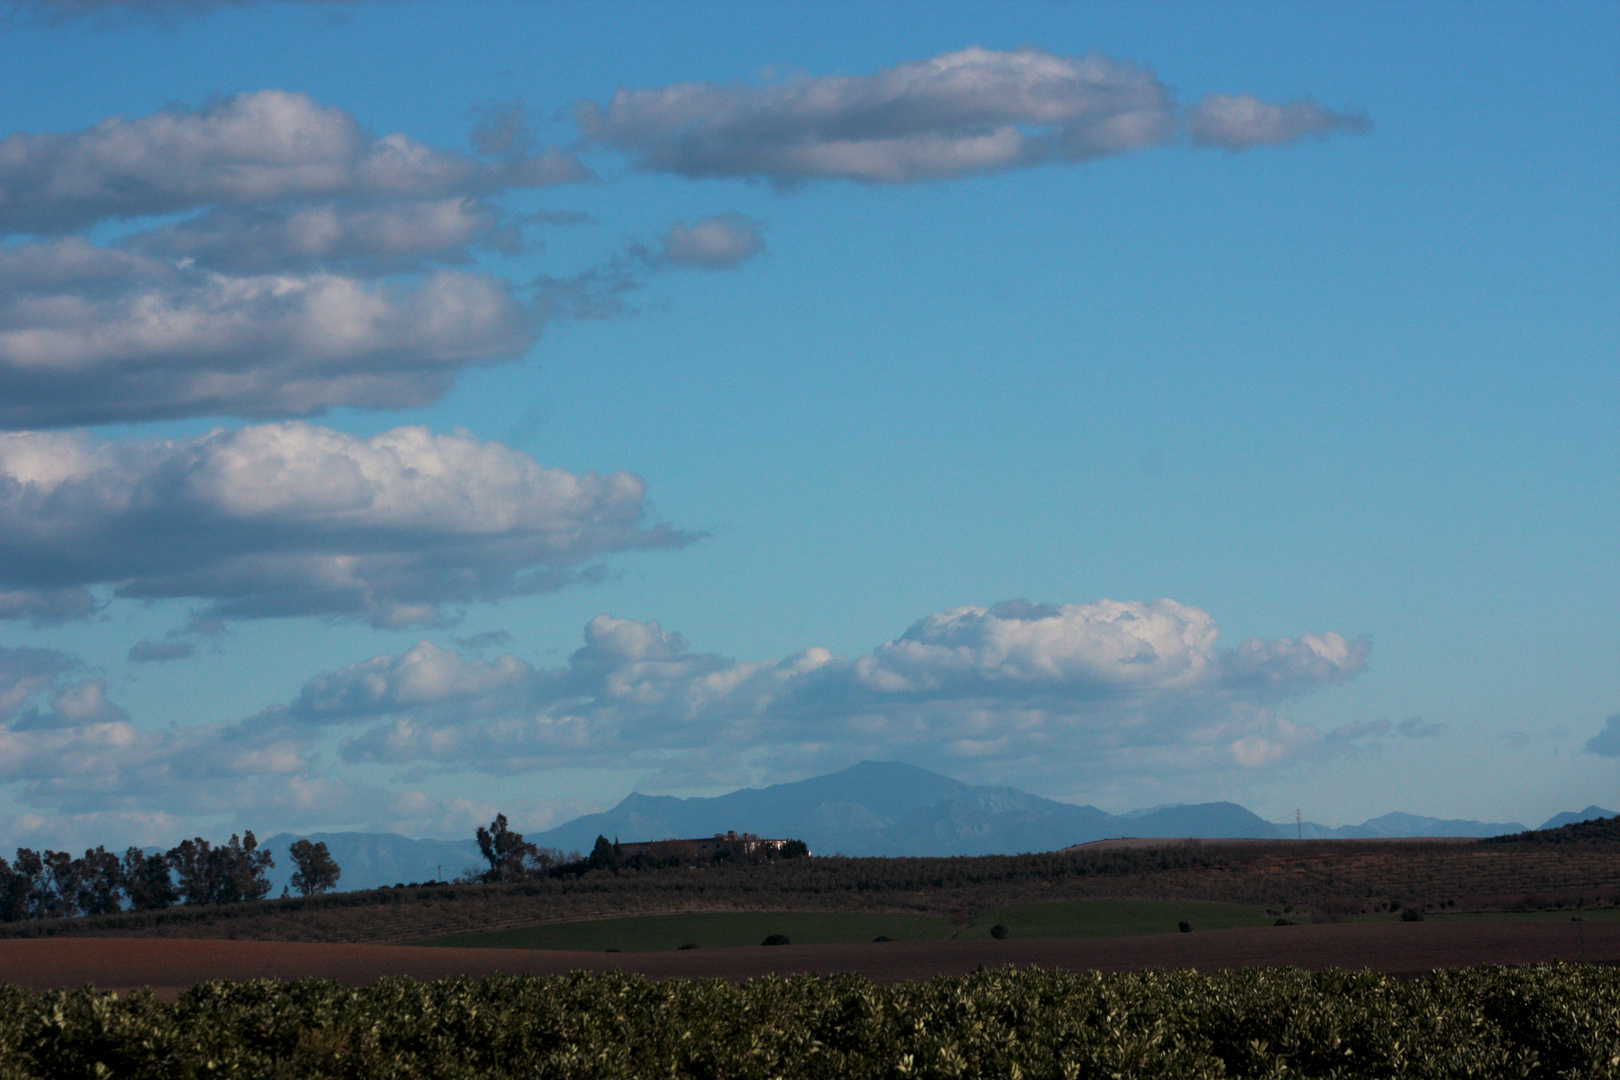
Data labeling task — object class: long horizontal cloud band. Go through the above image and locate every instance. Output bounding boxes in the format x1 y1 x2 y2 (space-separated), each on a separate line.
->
0 599 1368 826
577 46 1370 185
0 422 690 627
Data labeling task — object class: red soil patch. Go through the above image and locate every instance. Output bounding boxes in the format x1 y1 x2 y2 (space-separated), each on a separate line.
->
3 918 1611 1000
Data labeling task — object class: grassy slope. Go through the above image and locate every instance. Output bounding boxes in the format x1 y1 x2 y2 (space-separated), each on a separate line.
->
960 899 1274 940
6 839 1617 945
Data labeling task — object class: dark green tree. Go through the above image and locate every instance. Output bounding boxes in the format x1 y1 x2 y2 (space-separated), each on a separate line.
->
476 814 538 882
222 832 274 902
74 846 123 915
166 838 217 905
39 850 82 919
588 835 621 871
121 846 178 911
167 832 273 905
288 839 341 896
0 853 34 922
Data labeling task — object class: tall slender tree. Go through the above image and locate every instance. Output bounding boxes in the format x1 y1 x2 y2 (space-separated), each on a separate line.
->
288 839 341 896
75 846 123 915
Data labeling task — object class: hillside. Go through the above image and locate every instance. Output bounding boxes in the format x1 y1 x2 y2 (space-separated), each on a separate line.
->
5 837 1615 946
1484 813 1620 845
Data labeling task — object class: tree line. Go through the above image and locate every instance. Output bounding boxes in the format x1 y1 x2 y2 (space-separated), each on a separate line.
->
471 814 809 883
0 834 340 922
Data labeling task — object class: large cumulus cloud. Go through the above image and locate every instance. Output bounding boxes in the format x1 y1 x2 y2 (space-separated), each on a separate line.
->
0 422 690 627
576 46 1368 185
278 599 1368 776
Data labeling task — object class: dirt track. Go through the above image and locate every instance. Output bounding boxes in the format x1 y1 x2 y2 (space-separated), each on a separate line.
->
2 918 1611 1000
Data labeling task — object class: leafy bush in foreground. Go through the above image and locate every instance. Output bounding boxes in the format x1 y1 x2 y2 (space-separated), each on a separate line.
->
1 963 1617 1078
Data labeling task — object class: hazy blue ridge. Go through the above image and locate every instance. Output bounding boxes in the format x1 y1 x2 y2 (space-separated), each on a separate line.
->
244 763 1593 893
1536 806 1617 831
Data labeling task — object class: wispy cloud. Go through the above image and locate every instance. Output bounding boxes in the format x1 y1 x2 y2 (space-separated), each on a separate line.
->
3 0 386 23
1586 713 1620 757
577 46 1368 186
657 214 765 269
1188 93 1371 151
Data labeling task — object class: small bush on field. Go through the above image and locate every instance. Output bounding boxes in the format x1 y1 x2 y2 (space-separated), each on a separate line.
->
0 964 1616 1079
762 933 790 945
989 923 1009 939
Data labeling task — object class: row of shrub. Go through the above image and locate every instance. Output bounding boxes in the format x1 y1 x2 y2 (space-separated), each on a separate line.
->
1 963 1615 1078
0 835 339 922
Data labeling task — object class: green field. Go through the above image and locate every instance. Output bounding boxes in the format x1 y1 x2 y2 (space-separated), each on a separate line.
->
416 898 1276 951
957 898 1275 940
1348 907 1620 925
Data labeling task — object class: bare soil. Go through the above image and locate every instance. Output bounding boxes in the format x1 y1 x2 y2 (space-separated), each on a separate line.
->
4 918 1611 1001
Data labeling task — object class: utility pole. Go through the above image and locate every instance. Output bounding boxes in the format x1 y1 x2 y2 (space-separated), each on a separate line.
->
1296 808 1302 840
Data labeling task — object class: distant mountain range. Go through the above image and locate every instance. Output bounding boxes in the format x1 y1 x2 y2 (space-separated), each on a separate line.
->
525 761 1536 858
259 763 1614 892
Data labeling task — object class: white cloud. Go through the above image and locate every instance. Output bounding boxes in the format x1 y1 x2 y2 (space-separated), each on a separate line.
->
283 599 1368 778
126 198 520 274
0 644 76 719
576 47 1177 185
1188 93 1371 151
577 47 1368 186
0 242 535 427
658 215 765 269
0 422 689 627
0 90 582 235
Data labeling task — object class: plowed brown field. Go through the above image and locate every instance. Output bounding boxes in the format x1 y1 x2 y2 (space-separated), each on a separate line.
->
3 918 1611 1000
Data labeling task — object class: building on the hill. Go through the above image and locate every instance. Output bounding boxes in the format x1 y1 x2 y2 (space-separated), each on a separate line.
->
616 831 794 860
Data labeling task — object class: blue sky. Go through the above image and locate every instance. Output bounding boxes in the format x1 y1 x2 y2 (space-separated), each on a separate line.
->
0 0 1614 850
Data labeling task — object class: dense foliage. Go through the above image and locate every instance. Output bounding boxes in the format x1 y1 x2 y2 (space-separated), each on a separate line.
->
0 832 303 923
0 964 1616 1078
